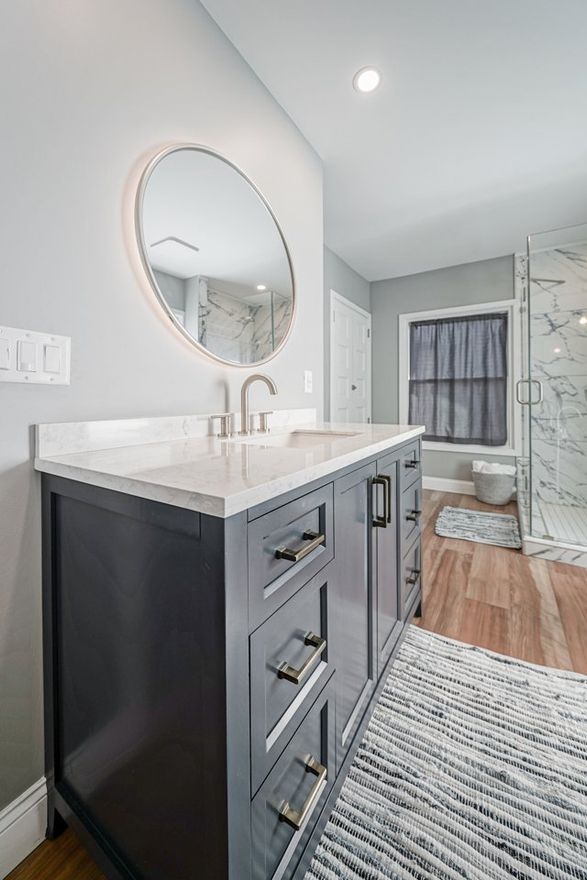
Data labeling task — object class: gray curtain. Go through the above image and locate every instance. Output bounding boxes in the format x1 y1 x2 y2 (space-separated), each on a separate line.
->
408 312 508 446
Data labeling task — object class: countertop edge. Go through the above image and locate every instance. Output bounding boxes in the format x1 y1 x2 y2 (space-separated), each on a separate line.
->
34 426 425 518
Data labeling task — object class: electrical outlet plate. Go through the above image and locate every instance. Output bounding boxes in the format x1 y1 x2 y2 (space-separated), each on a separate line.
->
0 326 71 385
304 370 313 393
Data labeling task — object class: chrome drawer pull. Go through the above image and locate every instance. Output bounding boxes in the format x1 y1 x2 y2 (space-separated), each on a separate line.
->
277 632 327 685
404 459 420 469
278 755 327 831
406 569 421 586
406 509 422 522
372 475 389 528
275 530 325 563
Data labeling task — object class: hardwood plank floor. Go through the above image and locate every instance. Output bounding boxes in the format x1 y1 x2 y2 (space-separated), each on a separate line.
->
8 489 587 880
417 490 587 674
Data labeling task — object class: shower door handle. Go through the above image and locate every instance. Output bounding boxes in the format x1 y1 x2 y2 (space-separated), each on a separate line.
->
530 379 543 404
515 379 529 405
516 379 543 405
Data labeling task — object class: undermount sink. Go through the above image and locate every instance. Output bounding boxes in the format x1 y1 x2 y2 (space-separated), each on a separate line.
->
232 429 360 449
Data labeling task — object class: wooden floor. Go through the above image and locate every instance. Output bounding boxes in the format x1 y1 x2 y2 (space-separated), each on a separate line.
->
418 490 587 674
8 490 587 880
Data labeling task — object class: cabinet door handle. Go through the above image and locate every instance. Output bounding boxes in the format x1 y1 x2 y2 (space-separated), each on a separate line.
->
380 473 392 524
372 476 388 528
406 509 422 522
277 632 327 685
275 530 325 563
404 459 420 469
406 568 421 586
278 755 327 830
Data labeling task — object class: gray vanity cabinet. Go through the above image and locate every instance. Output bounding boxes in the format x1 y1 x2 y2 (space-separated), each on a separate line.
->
375 453 403 672
41 437 422 880
332 462 377 772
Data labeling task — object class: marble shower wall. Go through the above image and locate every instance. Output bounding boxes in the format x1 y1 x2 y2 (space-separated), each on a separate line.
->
528 243 587 507
199 286 292 364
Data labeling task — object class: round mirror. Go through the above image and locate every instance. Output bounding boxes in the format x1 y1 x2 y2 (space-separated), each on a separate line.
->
136 145 295 366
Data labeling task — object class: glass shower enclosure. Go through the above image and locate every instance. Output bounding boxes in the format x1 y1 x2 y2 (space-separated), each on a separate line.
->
517 223 587 555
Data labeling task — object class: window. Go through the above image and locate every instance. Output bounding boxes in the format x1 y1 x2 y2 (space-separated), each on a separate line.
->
399 301 520 455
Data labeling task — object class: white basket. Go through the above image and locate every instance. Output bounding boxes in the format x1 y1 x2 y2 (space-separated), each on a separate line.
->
472 471 515 506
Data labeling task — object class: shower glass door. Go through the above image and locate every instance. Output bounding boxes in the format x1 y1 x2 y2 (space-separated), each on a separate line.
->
527 223 587 547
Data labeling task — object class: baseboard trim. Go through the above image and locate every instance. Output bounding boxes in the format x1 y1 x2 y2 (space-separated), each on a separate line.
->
0 778 47 879
423 476 476 496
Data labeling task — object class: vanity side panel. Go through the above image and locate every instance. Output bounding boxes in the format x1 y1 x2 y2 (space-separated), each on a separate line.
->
42 476 232 880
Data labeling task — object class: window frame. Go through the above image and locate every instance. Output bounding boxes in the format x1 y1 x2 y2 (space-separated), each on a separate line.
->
398 299 522 456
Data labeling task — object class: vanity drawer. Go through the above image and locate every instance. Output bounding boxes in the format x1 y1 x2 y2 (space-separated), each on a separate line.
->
251 682 335 880
400 479 422 551
400 535 422 617
250 570 332 794
399 441 421 490
248 484 334 629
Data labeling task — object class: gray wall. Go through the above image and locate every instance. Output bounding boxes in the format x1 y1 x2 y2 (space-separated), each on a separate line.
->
371 256 515 481
0 0 323 811
324 246 370 418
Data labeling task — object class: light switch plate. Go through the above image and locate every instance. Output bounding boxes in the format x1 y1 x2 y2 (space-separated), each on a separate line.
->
0 326 70 384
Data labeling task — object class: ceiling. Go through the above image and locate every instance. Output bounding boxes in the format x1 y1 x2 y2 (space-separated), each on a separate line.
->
202 0 587 281
142 147 292 296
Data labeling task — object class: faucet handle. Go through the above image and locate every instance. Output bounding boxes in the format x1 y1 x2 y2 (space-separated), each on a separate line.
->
209 413 234 439
257 411 274 434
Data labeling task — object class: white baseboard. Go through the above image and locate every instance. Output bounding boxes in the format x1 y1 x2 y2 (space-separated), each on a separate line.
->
423 476 476 496
0 779 47 879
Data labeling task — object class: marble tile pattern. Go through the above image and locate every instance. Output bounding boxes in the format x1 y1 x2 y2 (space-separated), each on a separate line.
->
36 408 317 457
35 416 424 518
516 460 587 567
528 243 587 509
199 287 292 364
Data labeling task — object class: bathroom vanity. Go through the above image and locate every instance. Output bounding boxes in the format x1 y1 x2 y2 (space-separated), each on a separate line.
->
36 413 424 880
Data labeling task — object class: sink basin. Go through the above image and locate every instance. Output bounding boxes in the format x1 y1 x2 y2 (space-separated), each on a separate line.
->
232 429 360 449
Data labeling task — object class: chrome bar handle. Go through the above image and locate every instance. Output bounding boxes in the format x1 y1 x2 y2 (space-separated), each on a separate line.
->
372 476 388 528
515 379 529 405
531 379 544 404
406 509 422 523
380 473 392 524
278 755 327 830
277 632 327 685
275 530 325 563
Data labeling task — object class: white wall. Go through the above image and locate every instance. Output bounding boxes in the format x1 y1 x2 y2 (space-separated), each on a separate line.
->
0 0 323 810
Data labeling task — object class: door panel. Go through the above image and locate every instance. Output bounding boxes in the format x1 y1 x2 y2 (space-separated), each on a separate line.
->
334 463 376 771
331 293 371 423
376 455 401 672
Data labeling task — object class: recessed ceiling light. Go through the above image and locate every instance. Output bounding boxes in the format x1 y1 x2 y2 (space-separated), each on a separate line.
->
553 347 561 354
353 67 381 94
256 284 267 291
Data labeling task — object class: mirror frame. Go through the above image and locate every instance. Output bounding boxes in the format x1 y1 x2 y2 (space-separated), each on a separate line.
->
135 143 296 367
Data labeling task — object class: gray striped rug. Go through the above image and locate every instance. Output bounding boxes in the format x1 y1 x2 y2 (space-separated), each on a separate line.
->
435 505 522 549
306 627 587 880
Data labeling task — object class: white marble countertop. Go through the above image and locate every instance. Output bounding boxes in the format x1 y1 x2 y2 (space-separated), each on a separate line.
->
34 413 424 518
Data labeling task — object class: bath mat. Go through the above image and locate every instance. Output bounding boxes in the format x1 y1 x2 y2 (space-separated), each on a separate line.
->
435 505 522 549
307 626 587 880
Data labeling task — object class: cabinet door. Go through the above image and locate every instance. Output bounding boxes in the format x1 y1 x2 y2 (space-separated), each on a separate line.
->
334 462 376 771
376 453 402 673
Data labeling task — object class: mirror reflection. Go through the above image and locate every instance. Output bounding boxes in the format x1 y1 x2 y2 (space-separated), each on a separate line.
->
138 146 294 365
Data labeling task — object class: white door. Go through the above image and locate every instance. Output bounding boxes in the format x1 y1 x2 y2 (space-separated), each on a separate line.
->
330 291 371 423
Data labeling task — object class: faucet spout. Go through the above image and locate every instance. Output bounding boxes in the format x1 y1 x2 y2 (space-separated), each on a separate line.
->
240 373 278 435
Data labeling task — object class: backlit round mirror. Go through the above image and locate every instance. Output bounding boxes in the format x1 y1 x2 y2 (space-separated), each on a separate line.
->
136 144 295 366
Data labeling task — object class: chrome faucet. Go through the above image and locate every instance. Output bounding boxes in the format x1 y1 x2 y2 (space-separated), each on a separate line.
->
240 373 278 435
